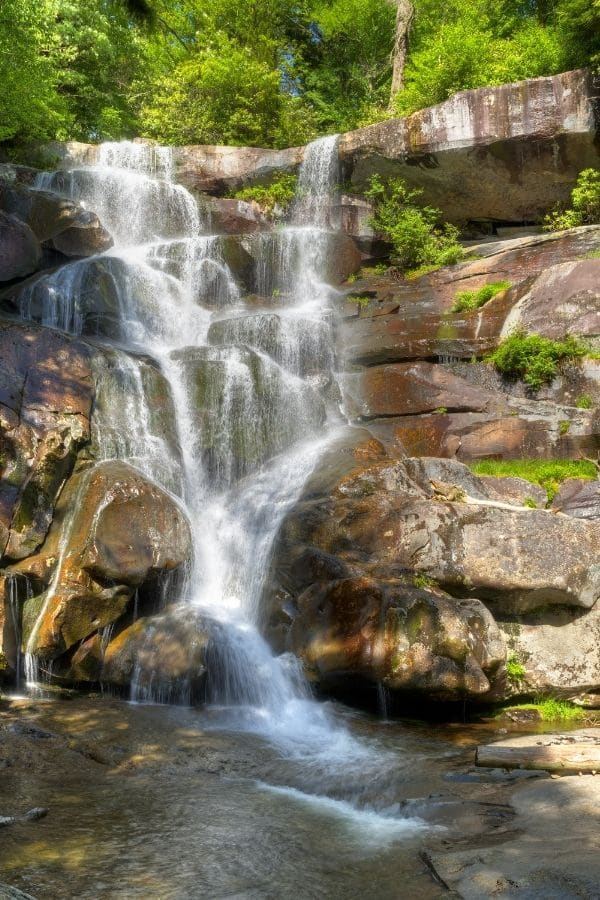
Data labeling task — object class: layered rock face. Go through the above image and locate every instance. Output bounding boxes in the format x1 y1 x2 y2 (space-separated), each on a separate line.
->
48 69 600 225
266 225 600 704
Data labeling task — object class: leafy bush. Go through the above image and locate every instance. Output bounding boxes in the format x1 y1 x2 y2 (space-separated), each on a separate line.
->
468 458 597 504
544 168 600 231
505 652 526 685
452 280 511 313
232 175 298 214
365 175 463 271
576 394 594 409
488 329 586 390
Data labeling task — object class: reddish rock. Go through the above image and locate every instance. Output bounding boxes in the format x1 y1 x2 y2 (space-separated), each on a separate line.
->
551 478 600 519
290 577 504 700
500 260 600 341
342 362 494 420
207 197 270 234
21 461 192 659
0 320 93 560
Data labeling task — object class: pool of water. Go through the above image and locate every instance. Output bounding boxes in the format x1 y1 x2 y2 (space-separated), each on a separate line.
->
0 695 542 899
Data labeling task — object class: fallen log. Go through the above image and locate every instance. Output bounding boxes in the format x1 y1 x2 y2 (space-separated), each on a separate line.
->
475 742 600 773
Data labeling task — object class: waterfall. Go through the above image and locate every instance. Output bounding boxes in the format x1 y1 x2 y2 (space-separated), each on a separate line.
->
19 137 399 780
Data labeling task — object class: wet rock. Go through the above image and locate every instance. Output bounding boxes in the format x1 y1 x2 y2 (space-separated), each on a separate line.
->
551 478 600 519
342 362 494 420
20 461 192 659
0 180 112 255
7 256 130 340
0 319 93 561
100 609 208 700
0 211 41 282
173 345 325 486
207 197 270 234
49 208 113 257
290 576 504 700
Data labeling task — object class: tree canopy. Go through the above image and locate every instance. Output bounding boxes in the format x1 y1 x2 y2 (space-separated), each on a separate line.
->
0 0 598 151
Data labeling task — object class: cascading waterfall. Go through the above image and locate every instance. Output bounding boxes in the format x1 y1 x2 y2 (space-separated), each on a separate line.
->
16 137 430 832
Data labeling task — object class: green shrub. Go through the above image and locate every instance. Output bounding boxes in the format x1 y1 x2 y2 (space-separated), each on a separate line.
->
576 394 593 409
523 497 538 509
544 168 600 231
468 458 597 504
452 280 512 313
412 573 437 589
347 294 370 307
365 175 463 271
232 174 298 214
559 419 571 435
506 652 526 685
488 328 586 390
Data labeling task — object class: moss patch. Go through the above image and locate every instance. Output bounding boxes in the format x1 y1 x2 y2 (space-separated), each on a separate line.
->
468 458 597 504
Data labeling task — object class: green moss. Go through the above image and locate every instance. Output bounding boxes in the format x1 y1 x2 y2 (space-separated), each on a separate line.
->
347 294 370 307
412 573 437 589
433 406 447 415
404 263 442 280
523 497 538 508
452 280 511 313
578 249 600 260
559 419 571 435
503 698 584 722
468 458 597 504
488 329 587 390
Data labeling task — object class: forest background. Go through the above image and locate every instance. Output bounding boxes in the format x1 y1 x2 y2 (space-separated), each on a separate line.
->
1 0 599 153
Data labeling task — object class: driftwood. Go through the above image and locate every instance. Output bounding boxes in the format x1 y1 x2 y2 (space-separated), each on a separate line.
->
476 742 600 773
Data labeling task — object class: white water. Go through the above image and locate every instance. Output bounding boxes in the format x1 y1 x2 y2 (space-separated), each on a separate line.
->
16 137 429 831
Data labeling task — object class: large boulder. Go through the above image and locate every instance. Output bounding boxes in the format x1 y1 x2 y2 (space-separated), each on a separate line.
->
290 576 505 700
0 211 41 281
266 449 600 699
339 70 600 224
0 180 112 254
68 608 209 701
20 460 192 660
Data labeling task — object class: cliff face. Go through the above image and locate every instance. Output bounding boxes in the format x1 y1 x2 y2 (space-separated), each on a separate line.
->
48 69 600 224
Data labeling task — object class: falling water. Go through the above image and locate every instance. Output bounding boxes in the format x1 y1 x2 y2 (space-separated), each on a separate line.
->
16 137 432 832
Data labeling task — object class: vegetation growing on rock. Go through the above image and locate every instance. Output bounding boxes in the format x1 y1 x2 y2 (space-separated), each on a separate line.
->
468 458 598 504
365 175 463 271
452 281 511 313
231 175 298 214
488 329 587 389
544 168 600 231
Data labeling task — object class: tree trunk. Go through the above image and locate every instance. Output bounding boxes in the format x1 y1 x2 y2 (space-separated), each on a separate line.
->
476 742 600 773
390 0 414 105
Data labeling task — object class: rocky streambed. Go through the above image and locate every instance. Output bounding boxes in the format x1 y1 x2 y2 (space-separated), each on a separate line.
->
1 692 598 900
